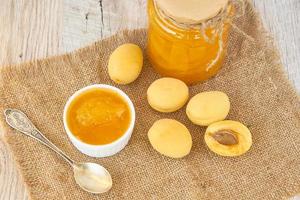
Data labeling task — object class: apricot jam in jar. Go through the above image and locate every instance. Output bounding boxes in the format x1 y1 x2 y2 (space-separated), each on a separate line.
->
147 0 232 85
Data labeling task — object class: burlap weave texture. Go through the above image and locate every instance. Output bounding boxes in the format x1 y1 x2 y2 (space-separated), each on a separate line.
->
0 2 300 200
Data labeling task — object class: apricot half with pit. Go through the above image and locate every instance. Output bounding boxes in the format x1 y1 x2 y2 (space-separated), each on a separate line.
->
204 120 252 157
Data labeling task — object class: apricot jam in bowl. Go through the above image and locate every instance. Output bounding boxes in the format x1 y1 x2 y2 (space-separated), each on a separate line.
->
63 84 135 157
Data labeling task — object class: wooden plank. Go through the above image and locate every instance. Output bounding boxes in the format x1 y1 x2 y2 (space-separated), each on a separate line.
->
0 140 27 200
0 0 299 199
0 0 63 66
253 0 300 91
0 0 63 200
62 0 147 51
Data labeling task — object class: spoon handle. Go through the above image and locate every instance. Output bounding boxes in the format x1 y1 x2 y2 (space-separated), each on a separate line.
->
4 108 74 166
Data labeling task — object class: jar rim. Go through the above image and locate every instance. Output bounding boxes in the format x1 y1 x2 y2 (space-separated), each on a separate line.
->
154 0 229 25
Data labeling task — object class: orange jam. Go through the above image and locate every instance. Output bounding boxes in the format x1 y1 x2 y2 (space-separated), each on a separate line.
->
147 0 230 85
66 88 131 145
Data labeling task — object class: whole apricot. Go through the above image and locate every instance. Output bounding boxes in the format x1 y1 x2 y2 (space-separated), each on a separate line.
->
147 78 189 113
108 43 143 84
148 119 192 158
186 91 230 126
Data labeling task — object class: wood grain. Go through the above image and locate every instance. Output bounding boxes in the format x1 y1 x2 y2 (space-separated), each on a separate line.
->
62 0 147 51
0 0 299 199
0 1 63 200
253 0 300 91
0 0 63 66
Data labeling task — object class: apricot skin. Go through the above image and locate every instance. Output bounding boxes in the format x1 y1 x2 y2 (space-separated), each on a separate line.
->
108 43 143 84
148 119 192 158
147 78 189 113
186 91 230 126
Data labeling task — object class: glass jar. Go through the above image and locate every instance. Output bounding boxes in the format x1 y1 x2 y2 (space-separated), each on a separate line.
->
147 0 231 85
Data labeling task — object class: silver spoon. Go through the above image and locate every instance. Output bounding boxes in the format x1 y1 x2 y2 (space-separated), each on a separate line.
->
4 108 112 194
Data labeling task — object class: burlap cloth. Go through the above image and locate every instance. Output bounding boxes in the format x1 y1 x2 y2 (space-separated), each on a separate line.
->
0 2 300 200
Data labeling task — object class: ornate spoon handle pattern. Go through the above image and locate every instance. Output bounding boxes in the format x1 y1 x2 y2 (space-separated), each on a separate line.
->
4 109 74 166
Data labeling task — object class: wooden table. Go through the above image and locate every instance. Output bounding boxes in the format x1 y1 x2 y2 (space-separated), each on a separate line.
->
0 0 299 199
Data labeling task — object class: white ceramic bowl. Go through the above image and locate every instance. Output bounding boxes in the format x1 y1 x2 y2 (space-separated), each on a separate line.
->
63 84 135 157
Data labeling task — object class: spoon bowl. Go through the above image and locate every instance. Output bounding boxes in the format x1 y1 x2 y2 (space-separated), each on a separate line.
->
73 162 112 194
